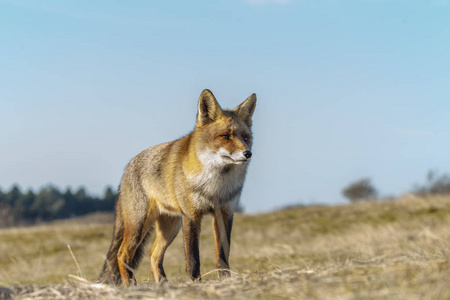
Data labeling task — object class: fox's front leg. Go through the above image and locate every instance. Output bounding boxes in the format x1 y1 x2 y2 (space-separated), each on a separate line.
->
182 215 202 281
213 210 233 277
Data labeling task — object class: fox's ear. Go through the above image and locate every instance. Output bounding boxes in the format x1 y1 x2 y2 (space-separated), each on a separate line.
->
197 89 223 126
234 93 257 127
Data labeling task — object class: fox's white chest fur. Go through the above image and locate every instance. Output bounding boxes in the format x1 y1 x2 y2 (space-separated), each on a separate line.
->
189 149 248 213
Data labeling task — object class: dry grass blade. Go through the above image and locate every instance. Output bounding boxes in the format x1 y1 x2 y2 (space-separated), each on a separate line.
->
67 245 83 278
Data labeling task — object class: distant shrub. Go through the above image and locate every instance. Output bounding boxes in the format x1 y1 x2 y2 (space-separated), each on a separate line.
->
342 178 378 203
413 170 450 196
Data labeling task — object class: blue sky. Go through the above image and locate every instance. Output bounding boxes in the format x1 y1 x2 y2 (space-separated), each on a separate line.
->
1 0 449 212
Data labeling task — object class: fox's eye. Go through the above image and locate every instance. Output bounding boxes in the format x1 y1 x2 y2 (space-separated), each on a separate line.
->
221 135 230 140
244 136 249 142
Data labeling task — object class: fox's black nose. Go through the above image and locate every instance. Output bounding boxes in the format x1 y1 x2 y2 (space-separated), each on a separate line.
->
243 151 252 159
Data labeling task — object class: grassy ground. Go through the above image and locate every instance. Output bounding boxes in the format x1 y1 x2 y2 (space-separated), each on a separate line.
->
0 195 449 299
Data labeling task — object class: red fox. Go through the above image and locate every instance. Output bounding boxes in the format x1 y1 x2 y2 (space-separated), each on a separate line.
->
98 89 257 286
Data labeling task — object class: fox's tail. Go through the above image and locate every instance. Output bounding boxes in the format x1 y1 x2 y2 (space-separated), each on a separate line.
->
97 198 151 285
97 212 124 285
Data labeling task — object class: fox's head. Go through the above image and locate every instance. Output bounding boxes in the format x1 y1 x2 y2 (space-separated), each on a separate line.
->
194 89 257 168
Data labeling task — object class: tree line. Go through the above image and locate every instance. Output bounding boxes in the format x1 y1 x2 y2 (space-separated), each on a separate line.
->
0 184 117 227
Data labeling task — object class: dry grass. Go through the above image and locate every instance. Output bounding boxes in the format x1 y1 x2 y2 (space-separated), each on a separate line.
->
0 195 449 299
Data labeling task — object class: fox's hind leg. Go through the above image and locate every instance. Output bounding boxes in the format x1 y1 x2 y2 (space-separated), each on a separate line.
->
150 214 182 283
213 210 234 277
117 192 157 286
